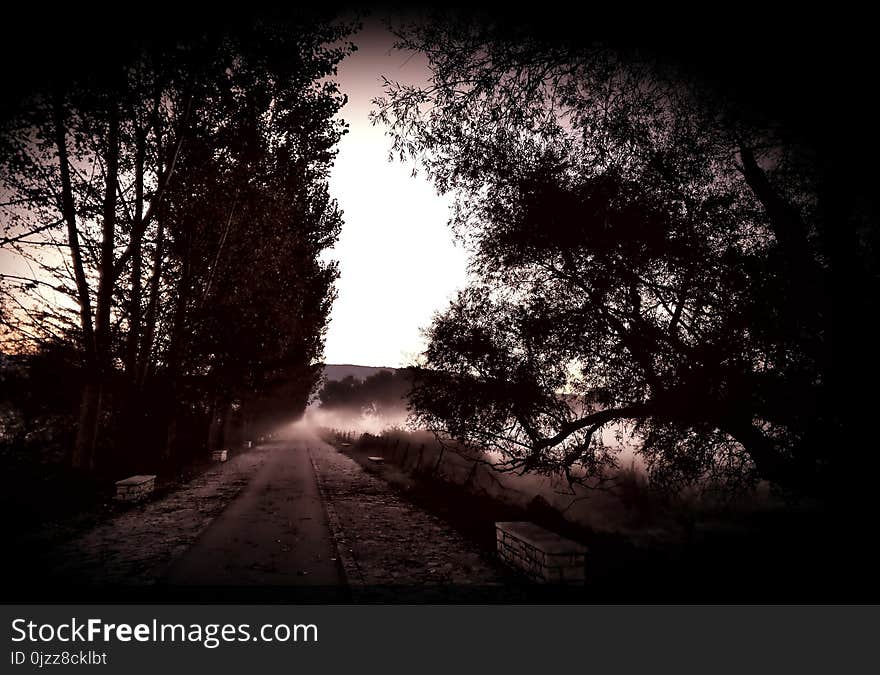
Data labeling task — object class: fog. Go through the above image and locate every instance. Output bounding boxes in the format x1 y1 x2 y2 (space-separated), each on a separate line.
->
291 404 410 437
270 405 673 536
266 398 774 542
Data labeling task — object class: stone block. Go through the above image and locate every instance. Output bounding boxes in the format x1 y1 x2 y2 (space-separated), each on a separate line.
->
114 475 156 502
496 521 587 584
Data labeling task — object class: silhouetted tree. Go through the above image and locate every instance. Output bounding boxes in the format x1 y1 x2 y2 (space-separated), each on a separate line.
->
1 11 353 472
376 16 855 497
319 375 362 411
156 21 348 455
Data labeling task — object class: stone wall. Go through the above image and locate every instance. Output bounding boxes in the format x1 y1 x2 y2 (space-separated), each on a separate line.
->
114 475 156 502
496 521 586 584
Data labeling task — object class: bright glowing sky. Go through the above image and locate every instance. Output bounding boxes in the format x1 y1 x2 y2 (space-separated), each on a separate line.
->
321 22 470 368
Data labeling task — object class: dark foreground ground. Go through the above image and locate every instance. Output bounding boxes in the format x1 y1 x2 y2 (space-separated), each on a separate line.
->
2 427 512 602
3 424 879 603
332 435 880 603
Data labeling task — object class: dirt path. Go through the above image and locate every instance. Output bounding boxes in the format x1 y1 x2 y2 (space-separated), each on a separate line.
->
308 431 505 601
30 424 506 601
44 444 273 592
163 437 345 595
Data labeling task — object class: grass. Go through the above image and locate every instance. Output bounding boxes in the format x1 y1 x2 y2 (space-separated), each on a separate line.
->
321 425 871 601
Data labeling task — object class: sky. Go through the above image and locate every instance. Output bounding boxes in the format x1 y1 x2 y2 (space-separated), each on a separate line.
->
321 22 470 368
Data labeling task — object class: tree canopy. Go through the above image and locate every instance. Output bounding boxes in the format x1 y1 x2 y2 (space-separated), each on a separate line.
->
375 16 864 497
1 11 354 472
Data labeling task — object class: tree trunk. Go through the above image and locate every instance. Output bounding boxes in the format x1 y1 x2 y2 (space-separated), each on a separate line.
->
138 211 164 386
52 88 94 357
207 396 229 453
125 130 146 379
72 379 102 471
139 101 167 387
53 87 100 471
162 231 192 461
722 417 794 490
81 106 120 471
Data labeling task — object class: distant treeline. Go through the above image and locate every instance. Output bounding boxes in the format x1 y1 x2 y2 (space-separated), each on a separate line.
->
318 369 413 417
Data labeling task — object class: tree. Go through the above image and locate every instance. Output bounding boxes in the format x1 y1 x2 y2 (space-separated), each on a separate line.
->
319 375 362 411
1 51 191 469
318 369 410 416
155 19 348 455
1 10 353 472
375 16 858 497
